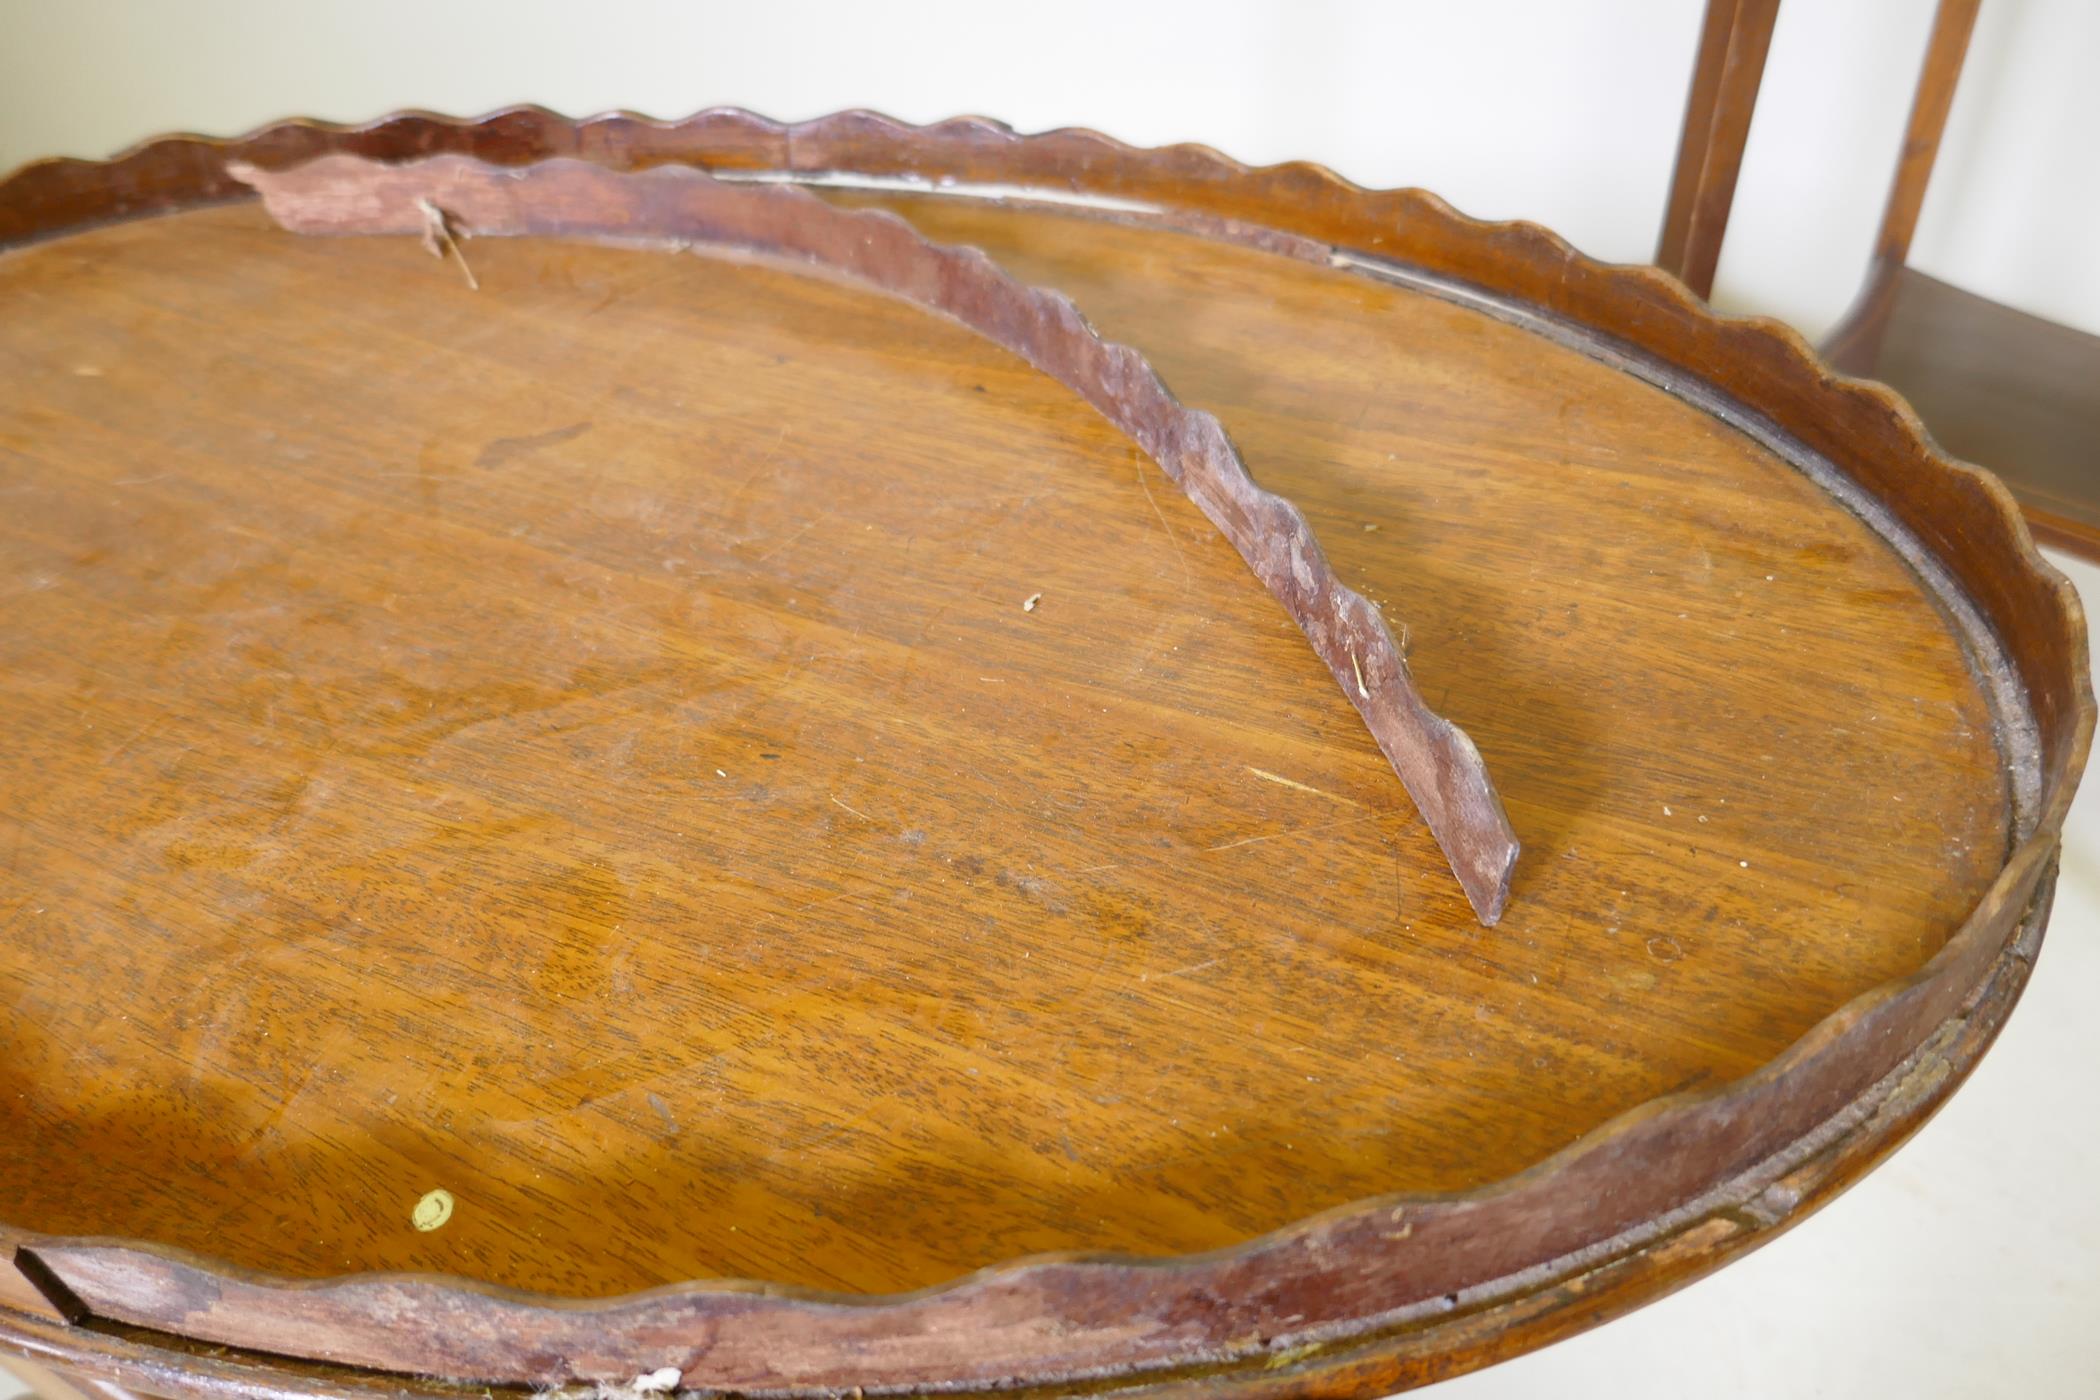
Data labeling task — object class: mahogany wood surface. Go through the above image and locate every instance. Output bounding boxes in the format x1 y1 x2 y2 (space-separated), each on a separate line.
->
0 110 2087 1398
222 153 1524 926
1 192 2008 1295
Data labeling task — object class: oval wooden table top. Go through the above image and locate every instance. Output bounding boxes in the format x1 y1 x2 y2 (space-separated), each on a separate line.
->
0 110 2088 1400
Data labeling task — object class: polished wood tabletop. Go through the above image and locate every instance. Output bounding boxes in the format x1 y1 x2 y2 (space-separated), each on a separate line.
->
0 109 2085 1399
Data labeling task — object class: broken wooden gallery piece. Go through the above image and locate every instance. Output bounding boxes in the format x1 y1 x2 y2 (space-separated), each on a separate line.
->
0 109 2088 1400
228 152 1522 927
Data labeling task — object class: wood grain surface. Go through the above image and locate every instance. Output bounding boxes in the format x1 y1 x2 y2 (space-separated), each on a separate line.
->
226 153 1522 926
0 196 2011 1296
0 107 2086 1399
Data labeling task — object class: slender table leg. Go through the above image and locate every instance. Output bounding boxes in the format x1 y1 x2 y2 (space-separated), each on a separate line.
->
1657 0 1782 300
1821 0 1983 373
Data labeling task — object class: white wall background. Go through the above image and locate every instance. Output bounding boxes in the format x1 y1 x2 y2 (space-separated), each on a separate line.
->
0 0 2094 340
1 3 2095 1398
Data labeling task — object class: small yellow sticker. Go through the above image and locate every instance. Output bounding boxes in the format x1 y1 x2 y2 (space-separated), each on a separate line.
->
412 1188 455 1232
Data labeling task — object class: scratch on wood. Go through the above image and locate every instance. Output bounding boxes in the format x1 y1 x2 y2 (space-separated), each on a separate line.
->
1134 459 1192 586
753 514 826 564
1162 958 1222 979
1208 813 1382 852
475 420 592 470
1245 766 1349 802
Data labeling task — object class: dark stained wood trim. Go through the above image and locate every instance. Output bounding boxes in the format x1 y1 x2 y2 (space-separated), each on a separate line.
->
2022 510 2100 562
1873 0 1983 267
1821 2 2100 562
1821 258 1901 375
1655 0 1782 299
1828 264 2100 560
1823 0 1981 378
0 107 2089 1399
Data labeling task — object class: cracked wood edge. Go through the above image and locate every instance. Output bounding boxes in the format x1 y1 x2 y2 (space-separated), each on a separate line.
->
9 848 2058 1395
0 878 2046 1400
0 108 2088 1399
228 153 1519 924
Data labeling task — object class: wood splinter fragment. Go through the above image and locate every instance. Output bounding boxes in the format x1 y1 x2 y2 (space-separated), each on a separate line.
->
229 154 1520 924
415 197 478 291
629 1367 682 1394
